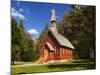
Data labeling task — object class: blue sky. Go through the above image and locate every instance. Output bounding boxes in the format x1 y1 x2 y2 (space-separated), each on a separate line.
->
11 0 72 39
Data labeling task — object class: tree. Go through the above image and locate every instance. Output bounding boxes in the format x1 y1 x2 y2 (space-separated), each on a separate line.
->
59 5 96 59
11 18 39 63
20 32 39 62
11 18 20 64
39 23 49 43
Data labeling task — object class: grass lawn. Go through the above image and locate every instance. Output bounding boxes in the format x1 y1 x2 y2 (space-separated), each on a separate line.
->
11 60 95 75
12 61 34 65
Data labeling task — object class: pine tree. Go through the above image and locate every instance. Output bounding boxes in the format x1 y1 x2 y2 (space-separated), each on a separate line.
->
60 5 96 59
11 18 20 64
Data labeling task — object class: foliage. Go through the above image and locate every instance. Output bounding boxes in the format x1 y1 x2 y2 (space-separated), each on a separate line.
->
38 23 49 44
11 18 39 64
11 18 20 64
58 5 96 59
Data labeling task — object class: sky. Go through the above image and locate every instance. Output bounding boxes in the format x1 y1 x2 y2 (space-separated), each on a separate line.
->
11 0 72 39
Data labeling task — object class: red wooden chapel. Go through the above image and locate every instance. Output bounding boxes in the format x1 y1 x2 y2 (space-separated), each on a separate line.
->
38 9 75 64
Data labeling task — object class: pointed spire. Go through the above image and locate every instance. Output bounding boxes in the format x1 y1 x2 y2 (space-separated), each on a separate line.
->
50 8 57 27
51 8 56 22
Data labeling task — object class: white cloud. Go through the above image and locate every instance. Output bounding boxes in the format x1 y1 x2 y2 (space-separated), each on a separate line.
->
11 8 16 12
28 29 39 35
11 8 25 20
19 8 24 12
27 29 39 39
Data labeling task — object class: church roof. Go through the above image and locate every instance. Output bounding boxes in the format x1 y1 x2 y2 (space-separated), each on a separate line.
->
49 27 75 49
46 42 55 51
39 9 75 50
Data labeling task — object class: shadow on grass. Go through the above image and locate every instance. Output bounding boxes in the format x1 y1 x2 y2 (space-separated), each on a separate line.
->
14 60 96 75
71 59 95 63
47 63 95 70
18 72 27 74
15 64 95 75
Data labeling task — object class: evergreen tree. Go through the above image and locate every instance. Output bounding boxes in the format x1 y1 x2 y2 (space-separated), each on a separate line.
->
59 5 96 59
11 18 20 64
39 23 49 43
11 18 39 63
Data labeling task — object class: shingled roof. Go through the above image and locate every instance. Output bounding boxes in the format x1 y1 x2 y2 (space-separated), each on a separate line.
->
39 9 75 50
49 27 75 49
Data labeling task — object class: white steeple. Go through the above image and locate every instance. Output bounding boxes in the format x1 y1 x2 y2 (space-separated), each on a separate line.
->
50 8 57 27
51 8 56 22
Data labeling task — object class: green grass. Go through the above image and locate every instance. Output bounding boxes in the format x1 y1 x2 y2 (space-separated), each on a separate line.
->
12 61 35 65
11 60 95 75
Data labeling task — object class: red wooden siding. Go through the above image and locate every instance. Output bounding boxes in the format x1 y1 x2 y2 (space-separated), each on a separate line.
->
38 31 73 63
60 47 73 60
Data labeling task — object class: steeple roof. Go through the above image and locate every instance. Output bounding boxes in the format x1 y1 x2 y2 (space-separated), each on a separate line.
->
51 8 56 22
